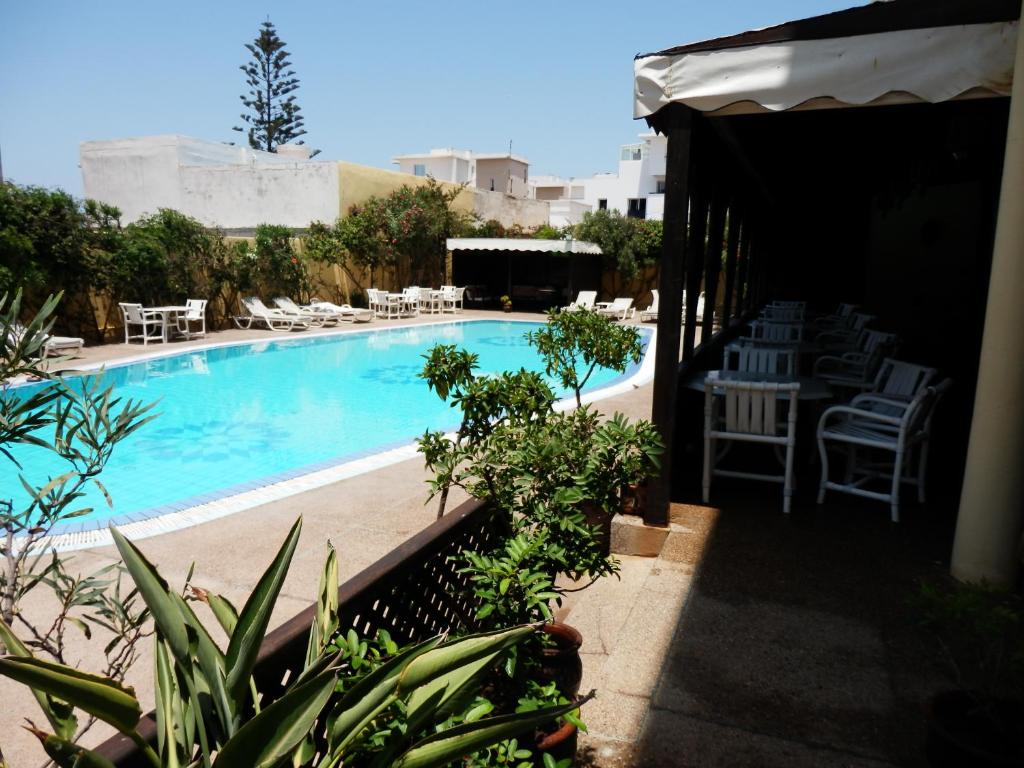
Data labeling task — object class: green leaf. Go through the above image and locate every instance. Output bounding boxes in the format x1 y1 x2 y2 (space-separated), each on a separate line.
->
212 666 336 768
25 725 118 768
391 697 585 768
0 618 78 741
0 656 141 734
110 527 190 663
225 517 302 704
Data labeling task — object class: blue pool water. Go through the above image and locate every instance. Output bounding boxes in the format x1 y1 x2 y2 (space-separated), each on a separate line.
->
3 320 650 531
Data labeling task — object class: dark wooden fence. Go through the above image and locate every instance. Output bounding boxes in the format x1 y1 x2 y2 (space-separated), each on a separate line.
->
94 498 501 766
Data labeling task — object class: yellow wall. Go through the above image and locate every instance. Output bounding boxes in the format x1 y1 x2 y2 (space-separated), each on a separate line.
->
336 162 475 218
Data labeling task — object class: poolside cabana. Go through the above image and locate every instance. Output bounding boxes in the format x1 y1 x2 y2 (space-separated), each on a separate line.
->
636 0 1023 586
445 237 602 309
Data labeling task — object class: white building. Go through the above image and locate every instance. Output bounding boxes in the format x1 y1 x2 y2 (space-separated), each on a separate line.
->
392 149 530 198
529 132 668 225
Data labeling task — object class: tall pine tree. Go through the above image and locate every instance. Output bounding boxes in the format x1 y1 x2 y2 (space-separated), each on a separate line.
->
233 20 316 154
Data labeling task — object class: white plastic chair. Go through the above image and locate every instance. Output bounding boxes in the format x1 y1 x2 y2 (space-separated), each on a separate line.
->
816 378 951 522
563 290 598 312
596 297 634 321
724 342 796 376
176 299 208 339
418 287 440 314
703 379 801 514
273 297 334 327
442 286 465 313
748 320 803 343
639 290 659 322
119 303 165 345
235 297 309 331
813 330 898 391
762 305 805 323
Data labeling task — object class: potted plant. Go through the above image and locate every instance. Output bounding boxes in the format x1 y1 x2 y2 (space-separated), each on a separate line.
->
501 295 513 312
913 578 1024 767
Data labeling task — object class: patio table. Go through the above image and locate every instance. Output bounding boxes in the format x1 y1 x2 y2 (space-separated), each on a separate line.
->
143 305 189 343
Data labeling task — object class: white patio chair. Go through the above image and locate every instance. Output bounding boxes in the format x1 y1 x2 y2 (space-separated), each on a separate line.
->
816 378 951 522
366 289 387 317
813 330 898 391
596 297 634 321
402 287 421 316
563 290 598 312
119 303 165 345
812 302 860 333
418 287 440 314
442 286 465 313
175 299 208 340
639 290 659 322
816 312 875 348
234 297 309 331
703 379 801 514
747 320 803 343
846 358 937 417
724 342 796 376
761 306 805 323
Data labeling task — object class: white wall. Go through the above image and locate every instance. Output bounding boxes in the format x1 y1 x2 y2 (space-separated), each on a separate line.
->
572 132 668 220
548 199 592 227
81 135 340 228
394 154 473 184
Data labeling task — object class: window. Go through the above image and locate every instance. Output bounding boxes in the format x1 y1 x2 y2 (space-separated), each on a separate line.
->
627 198 647 219
620 144 645 161
413 164 426 177
656 179 666 194
598 199 607 210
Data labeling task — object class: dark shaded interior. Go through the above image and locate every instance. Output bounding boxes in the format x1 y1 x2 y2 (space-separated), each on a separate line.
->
670 97 1010 522
452 249 602 309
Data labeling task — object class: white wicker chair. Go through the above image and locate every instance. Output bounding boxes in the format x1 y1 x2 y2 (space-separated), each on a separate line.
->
816 378 951 522
703 379 801 514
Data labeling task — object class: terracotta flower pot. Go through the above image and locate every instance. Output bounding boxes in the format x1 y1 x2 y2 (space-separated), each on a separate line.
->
539 622 584 698
534 719 578 766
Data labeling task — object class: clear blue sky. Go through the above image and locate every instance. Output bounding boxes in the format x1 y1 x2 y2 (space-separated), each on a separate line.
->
1 0 856 197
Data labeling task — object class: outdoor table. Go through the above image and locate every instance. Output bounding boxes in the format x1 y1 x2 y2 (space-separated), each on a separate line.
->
144 305 189 342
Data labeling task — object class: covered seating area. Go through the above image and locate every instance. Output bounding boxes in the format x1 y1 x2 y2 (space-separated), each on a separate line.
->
635 0 1023 589
445 237 603 310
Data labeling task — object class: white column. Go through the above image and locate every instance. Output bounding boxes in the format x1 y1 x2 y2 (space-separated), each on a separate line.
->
951 12 1024 586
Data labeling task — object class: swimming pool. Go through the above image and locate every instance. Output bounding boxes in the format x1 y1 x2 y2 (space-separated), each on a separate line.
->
4 319 652 542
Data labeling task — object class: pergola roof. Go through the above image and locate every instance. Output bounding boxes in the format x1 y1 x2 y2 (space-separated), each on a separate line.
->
446 238 602 255
634 0 1020 118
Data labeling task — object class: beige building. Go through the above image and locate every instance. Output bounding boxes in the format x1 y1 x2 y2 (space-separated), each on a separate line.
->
392 148 530 198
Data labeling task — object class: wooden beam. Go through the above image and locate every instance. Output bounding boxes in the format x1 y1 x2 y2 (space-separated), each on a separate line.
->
722 203 742 322
736 220 752 312
646 107 695 527
682 164 710 360
702 186 729 332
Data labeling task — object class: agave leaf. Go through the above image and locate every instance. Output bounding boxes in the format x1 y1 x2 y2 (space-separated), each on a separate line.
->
171 593 234 731
205 592 240 637
306 542 339 668
25 725 117 768
225 517 302 704
110 527 190 663
392 698 588 768
0 656 141 734
154 639 183 768
0 618 78 741
211 666 336 768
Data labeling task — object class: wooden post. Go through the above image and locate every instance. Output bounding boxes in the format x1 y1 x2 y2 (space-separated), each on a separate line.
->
646 107 695 528
722 203 741 323
702 187 728 333
682 172 709 360
736 221 752 312
445 250 454 284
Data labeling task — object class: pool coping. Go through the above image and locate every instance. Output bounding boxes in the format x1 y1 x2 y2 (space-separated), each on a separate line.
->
13 318 657 553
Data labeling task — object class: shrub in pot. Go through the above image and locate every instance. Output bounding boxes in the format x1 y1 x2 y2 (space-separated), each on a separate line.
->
913 578 1024 767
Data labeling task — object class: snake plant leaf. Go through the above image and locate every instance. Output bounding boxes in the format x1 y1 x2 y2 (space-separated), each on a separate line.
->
225 517 302 704
0 656 141 734
326 635 444 754
24 725 117 768
110 527 190 663
211 666 336 768
0 618 79 741
396 623 537 694
391 698 587 768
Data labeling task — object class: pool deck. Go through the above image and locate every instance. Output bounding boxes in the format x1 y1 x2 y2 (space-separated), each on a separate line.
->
2 309 666 766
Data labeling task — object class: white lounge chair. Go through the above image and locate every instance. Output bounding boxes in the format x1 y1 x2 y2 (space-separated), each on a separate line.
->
175 299 207 340
235 297 309 331
11 322 84 359
119 302 166 345
307 299 374 323
596 297 634 321
272 297 335 327
639 290 659 322
563 290 598 312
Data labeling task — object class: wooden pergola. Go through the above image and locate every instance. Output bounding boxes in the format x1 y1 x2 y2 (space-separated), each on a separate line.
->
638 0 1024 586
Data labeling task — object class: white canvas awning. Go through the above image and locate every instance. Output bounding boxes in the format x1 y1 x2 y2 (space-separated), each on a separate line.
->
635 11 1018 118
446 238 602 255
